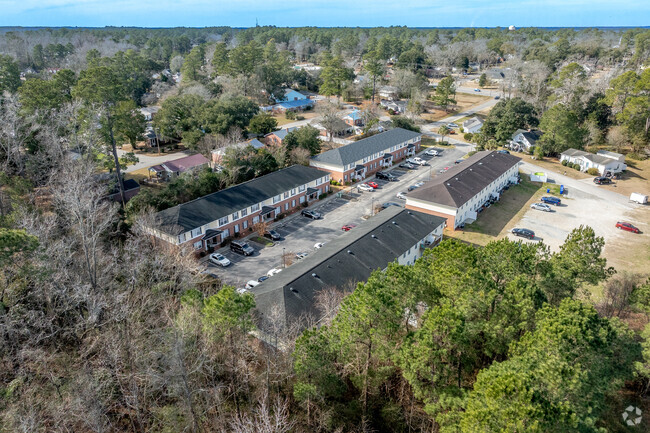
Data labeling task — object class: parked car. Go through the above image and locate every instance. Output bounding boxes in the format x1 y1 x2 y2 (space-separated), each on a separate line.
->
494 95 500 99
264 230 281 241
245 280 260 289
396 191 407 200
236 288 248 295
454 159 463 164
399 162 416 170
208 253 231 267
230 240 255 256
496 149 510 154
474 88 481 92
616 221 640 233
314 242 325 249
258 275 269 283
425 148 439 156
530 203 552 212
295 252 309 260
411 157 427 166
358 183 374 192
408 182 424 191
382 202 402 209
341 224 357 231
512 228 535 239
367 181 379 189
301 209 322 219
447 123 458 128
439 167 450 173
593 176 612 185
376 171 396 181
541 196 561 206
267 268 283 277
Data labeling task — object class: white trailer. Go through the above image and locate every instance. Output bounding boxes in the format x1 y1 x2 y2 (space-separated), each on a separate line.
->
630 193 648 204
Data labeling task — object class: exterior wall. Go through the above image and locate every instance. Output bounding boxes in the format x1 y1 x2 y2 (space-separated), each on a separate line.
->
405 202 456 231
170 174 331 251
310 137 421 184
396 223 445 266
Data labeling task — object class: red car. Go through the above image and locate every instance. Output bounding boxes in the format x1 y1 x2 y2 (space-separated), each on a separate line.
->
616 222 640 233
367 181 379 189
341 224 357 232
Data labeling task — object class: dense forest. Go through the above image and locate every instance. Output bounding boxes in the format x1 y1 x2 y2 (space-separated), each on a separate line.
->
1 26 650 432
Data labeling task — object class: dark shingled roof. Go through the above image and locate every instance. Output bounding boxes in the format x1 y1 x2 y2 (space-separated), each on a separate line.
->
250 207 446 327
408 151 521 208
154 165 325 236
311 128 421 167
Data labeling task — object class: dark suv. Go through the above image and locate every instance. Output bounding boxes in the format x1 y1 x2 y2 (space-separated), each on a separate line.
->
376 171 397 181
541 196 561 206
511 228 535 239
301 209 322 219
230 240 255 256
593 176 611 185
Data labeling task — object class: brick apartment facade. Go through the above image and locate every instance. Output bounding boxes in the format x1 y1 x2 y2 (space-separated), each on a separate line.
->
309 128 422 184
150 165 330 251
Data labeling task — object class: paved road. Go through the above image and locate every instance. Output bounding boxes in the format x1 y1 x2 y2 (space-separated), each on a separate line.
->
421 97 499 132
204 144 470 288
117 148 193 173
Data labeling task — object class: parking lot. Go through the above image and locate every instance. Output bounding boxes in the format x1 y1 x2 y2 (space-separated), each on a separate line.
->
505 163 647 269
204 144 468 288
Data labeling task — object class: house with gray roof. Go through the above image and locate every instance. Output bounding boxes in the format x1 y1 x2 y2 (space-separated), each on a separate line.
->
462 117 484 134
149 165 330 251
309 128 422 184
509 129 543 152
250 206 446 329
560 148 627 175
406 151 521 229
265 127 298 146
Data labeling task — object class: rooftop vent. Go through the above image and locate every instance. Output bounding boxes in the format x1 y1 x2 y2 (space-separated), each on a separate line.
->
392 221 397 225
289 287 297 292
311 273 318 278
347 250 353 255
371 234 377 238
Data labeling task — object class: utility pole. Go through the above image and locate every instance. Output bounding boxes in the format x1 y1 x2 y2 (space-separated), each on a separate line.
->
282 247 286 268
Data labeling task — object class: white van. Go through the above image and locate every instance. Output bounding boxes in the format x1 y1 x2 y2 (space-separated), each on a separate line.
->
630 193 648 204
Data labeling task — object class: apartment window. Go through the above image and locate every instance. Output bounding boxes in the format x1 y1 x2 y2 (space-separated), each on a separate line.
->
190 227 202 238
300 196 305 204
284 191 290 199
193 241 202 250
241 208 248 217
273 194 282 204
285 203 289 211
291 188 296 195
299 185 306 192
243 220 248 229
251 203 260 212
218 217 228 226
234 224 239 233
231 211 239 220
253 216 259 224
222 229 230 238
292 200 296 207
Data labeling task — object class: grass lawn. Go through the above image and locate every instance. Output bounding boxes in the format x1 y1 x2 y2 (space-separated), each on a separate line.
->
273 111 318 126
421 137 456 149
250 236 274 247
421 93 491 122
125 167 150 185
446 177 544 246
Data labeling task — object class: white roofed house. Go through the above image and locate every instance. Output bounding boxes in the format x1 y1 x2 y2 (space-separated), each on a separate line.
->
509 129 543 153
560 149 627 175
462 117 484 134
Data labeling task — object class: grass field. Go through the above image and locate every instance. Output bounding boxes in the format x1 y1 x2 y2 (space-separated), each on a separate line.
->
421 93 491 122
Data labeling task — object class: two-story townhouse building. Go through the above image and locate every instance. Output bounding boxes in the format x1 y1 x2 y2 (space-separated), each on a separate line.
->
150 165 330 251
405 151 521 230
309 128 422 184
251 206 447 329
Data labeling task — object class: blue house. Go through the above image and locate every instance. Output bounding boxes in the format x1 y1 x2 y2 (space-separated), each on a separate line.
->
276 88 308 103
274 99 315 113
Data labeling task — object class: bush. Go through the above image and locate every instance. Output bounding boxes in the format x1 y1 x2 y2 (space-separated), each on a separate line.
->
387 109 396 115
467 150 477 157
319 192 329 200
301 202 309 208
561 159 568 166
296 115 305 121
572 163 581 170
464 133 474 141
285 111 297 120
220 236 233 247
587 168 600 176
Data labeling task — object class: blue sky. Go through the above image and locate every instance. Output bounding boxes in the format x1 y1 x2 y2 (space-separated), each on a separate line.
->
0 0 647 28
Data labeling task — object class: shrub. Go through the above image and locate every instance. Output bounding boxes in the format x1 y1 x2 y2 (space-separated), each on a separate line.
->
387 108 395 115
467 150 478 157
561 159 568 166
220 236 233 247
587 168 600 176
234 232 240 238
285 111 297 120
572 163 581 170
464 133 473 141
301 202 309 208
319 192 329 200
296 115 305 121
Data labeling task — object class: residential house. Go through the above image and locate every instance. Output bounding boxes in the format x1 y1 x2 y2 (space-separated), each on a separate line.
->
343 110 364 127
509 129 543 152
148 153 210 181
107 179 141 203
251 206 446 328
276 88 308 103
211 139 265 165
462 117 484 134
139 106 160 121
310 118 353 138
378 86 399 100
560 148 627 175
273 99 315 113
265 127 298 146
406 151 521 230
309 128 422 183
149 165 330 251
379 99 406 114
